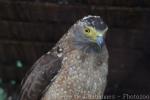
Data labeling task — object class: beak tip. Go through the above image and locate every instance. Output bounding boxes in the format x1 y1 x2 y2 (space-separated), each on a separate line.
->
96 36 104 48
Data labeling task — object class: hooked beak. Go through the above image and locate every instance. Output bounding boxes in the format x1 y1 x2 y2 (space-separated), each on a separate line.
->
96 27 108 48
96 35 104 48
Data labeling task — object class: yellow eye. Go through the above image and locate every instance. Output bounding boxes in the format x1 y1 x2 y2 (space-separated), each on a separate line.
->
85 28 90 33
84 27 97 42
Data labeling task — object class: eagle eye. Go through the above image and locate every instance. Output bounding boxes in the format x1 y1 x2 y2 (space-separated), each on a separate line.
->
85 28 90 33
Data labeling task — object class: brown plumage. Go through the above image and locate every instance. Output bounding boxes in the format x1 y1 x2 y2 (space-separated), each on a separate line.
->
19 15 109 100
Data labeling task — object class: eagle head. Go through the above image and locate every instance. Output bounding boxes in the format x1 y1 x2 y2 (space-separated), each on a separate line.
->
69 15 108 53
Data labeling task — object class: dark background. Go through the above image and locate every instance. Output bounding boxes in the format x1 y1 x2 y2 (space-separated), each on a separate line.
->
0 0 150 99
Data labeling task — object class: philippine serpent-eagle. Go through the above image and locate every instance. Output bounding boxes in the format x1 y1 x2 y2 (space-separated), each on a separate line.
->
19 15 109 100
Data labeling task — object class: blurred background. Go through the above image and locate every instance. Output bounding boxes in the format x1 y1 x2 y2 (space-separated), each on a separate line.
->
0 0 150 100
